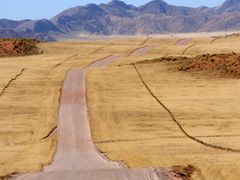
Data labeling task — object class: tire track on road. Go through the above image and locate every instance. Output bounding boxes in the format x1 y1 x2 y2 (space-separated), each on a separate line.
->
133 63 240 153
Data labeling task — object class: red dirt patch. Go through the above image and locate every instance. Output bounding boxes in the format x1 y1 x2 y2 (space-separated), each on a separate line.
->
0 38 40 57
170 165 196 180
137 53 240 78
178 53 240 77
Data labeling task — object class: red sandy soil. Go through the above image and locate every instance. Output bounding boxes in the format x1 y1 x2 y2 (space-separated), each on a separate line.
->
0 38 40 57
178 53 240 76
138 53 240 77
170 165 196 180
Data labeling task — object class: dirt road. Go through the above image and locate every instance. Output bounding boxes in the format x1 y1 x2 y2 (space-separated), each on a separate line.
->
129 46 152 56
14 55 172 180
174 38 192 46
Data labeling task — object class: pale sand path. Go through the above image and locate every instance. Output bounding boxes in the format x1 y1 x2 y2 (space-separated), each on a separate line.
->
131 46 152 56
14 55 172 180
174 38 192 46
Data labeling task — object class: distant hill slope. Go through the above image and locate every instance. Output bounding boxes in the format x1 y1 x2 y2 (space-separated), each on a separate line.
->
1 0 240 41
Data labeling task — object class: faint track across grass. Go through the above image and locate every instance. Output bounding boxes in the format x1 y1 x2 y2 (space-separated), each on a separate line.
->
181 44 196 55
52 54 78 69
89 45 112 55
139 37 151 46
0 68 25 96
40 126 58 140
210 37 221 44
133 63 240 153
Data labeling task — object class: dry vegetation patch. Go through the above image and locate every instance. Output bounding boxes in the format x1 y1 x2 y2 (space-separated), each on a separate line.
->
170 165 196 180
178 53 240 77
0 39 40 57
137 52 240 78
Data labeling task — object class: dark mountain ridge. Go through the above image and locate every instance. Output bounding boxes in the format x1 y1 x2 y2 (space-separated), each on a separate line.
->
0 0 240 41
218 0 240 13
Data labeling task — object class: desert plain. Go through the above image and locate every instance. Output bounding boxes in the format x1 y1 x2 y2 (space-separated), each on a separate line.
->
0 33 240 179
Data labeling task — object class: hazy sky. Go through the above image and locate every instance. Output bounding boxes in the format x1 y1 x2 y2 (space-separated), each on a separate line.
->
1 0 225 20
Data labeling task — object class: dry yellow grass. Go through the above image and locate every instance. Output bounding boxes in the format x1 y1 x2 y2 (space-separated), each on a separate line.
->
1 35 240 179
87 35 240 180
0 39 144 178
0 47 93 177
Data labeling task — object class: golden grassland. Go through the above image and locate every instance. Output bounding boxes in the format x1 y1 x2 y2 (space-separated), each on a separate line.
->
87 35 240 180
1 35 240 179
0 39 144 178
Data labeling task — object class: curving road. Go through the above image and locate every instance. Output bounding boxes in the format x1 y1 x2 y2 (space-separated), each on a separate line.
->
174 38 192 46
14 54 174 180
130 46 152 56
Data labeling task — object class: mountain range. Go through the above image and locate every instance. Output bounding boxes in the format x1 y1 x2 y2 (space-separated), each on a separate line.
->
1 0 240 41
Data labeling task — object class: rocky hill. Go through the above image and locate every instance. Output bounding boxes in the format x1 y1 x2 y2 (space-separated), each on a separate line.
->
1 0 240 41
0 38 40 57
